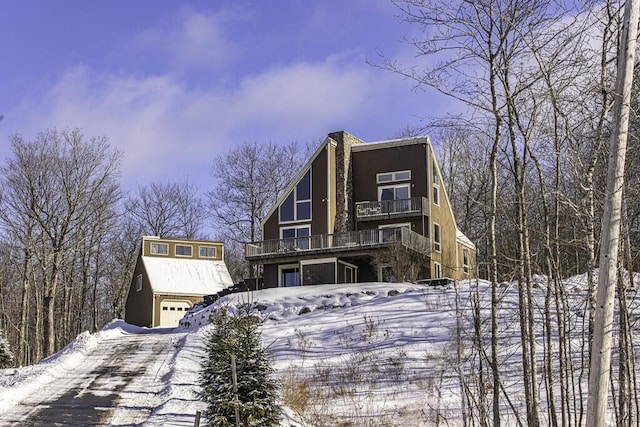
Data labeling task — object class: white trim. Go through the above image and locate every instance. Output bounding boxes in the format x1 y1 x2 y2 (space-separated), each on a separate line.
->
433 223 441 253
378 223 411 230
351 136 430 152
300 257 337 266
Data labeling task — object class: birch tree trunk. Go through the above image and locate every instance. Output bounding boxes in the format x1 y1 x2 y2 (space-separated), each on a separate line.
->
586 0 639 424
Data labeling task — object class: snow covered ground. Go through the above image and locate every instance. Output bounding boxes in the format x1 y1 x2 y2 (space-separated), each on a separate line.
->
0 275 638 426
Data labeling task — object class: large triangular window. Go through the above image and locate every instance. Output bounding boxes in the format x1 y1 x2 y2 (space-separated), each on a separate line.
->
280 169 311 222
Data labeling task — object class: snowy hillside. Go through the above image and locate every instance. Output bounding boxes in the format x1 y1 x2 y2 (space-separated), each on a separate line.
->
1 276 638 426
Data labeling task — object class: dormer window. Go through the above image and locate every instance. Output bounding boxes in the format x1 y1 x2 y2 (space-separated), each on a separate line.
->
175 244 192 257
280 169 311 222
150 242 168 255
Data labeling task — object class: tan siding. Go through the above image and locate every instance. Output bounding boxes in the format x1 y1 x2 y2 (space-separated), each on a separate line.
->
142 237 224 261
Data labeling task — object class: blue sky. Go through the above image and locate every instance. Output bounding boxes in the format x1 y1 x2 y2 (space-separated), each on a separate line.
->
1 1 453 191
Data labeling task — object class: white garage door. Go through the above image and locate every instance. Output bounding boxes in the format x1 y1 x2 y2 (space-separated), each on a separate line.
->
159 300 192 327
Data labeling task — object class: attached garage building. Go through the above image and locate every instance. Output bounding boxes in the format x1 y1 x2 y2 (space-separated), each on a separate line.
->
125 236 234 328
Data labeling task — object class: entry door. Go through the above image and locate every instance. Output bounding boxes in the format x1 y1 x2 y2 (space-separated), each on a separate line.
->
281 266 300 287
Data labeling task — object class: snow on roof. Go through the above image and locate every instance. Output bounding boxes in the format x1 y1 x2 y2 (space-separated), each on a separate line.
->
142 256 233 295
456 229 476 248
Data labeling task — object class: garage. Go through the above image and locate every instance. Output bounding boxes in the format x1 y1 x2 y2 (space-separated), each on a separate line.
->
159 300 192 327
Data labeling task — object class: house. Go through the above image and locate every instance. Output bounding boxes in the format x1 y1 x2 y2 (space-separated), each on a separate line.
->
245 131 476 287
124 236 234 327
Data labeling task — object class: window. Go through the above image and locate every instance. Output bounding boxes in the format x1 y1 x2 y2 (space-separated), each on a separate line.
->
136 274 143 292
433 262 442 278
150 242 168 255
463 249 470 274
379 223 410 242
378 184 410 201
433 223 441 252
280 169 311 222
175 244 192 257
433 161 440 206
199 246 217 258
281 225 311 250
377 170 411 184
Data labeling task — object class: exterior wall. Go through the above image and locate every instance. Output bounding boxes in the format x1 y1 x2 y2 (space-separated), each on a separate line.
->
124 256 154 327
263 264 279 288
426 143 466 279
142 236 224 261
352 141 430 236
352 141 429 205
152 293 205 327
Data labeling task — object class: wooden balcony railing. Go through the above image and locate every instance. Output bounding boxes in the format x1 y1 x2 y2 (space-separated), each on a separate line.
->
245 227 431 260
355 197 427 220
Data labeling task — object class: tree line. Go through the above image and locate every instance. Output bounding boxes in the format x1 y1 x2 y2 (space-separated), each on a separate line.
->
381 0 640 424
0 130 305 365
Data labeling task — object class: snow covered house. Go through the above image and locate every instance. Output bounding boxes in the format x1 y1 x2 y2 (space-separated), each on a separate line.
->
245 131 476 287
124 236 233 327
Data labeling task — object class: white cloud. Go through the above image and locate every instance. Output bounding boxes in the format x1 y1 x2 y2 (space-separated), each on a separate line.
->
2 53 422 192
128 7 239 71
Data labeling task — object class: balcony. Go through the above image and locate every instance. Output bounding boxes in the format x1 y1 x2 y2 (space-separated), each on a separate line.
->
246 227 431 261
355 197 428 221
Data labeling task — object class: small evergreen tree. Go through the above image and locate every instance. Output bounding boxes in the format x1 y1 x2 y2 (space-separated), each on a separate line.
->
0 328 14 368
199 304 281 427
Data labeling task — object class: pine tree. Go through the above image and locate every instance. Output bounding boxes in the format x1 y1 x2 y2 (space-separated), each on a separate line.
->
0 328 14 369
199 304 281 427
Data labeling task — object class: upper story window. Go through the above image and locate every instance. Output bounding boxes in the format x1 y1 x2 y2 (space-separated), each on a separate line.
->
280 169 311 223
150 242 169 255
136 274 143 292
463 249 470 274
379 184 410 201
175 244 193 257
432 161 440 206
377 170 411 184
433 223 441 252
433 262 442 278
199 246 217 258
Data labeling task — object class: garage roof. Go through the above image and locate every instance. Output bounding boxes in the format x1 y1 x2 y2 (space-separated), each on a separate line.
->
142 256 233 295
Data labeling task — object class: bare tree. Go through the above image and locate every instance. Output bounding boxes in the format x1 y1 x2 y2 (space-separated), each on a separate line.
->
126 179 205 239
208 141 302 247
587 0 639 424
0 129 122 359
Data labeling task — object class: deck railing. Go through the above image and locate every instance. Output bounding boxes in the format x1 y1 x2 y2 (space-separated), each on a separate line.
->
355 197 427 220
245 227 431 259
